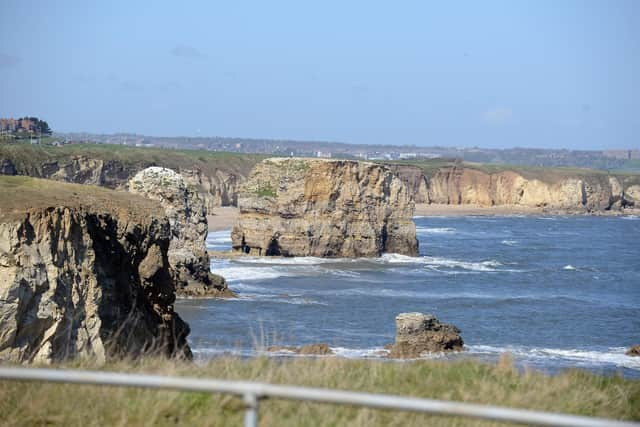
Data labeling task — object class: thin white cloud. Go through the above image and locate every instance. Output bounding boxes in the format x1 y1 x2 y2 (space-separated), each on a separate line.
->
171 44 204 59
482 107 513 124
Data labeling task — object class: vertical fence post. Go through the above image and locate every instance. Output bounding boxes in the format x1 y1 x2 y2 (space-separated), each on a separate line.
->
244 392 259 427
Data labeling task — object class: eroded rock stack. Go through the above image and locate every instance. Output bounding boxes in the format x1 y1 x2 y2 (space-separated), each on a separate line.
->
0 177 190 363
388 312 463 358
128 167 232 297
231 158 418 257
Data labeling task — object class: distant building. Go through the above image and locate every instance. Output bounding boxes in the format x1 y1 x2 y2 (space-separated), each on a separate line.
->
399 152 417 159
316 151 332 158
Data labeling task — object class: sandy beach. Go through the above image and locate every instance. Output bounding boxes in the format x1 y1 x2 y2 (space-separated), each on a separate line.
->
206 204 544 232
207 207 239 231
413 203 545 217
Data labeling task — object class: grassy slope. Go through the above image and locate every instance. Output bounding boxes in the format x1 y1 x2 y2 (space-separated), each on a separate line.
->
0 175 160 222
385 158 640 186
2 143 638 188
0 357 637 426
0 142 266 177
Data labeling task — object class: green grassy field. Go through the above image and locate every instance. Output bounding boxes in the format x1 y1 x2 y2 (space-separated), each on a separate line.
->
0 141 266 177
0 356 637 426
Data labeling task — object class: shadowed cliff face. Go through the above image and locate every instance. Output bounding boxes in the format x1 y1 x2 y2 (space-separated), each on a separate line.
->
0 178 191 363
231 158 418 257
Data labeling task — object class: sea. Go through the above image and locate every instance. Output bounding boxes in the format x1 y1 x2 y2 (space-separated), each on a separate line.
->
175 215 640 377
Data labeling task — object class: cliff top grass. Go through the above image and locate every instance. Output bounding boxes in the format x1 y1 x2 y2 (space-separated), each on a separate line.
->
0 141 266 177
385 158 640 185
0 175 161 222
0 356 637 426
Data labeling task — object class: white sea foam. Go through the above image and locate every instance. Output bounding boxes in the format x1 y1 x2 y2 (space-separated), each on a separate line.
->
207 231 231 242
501 240 518 246
467 345 640 370
380 253 509 272
192 344 640 369
621 215 639 220
235 256 338 265
563 265 577 271
214 266 292 281
416 227 456 234
227 283 328 305
330 346 389 358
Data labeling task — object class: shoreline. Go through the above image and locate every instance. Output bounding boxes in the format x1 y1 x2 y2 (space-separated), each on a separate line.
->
207 204 639 231
207 207 239 232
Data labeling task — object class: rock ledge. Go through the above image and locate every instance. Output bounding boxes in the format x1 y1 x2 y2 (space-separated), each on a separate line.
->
388 312 463 358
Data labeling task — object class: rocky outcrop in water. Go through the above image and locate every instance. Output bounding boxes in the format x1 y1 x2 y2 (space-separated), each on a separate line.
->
267 343 334 355
0 177 191 363
626 345 640 357
231 158 418 257
128 167 232 297
387 313 463 358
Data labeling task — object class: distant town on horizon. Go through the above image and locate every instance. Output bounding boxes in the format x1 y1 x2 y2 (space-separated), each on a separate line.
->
1 116 639 172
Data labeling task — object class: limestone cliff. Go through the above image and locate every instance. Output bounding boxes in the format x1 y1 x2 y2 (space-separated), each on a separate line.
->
0 144 260 210
0 177 191 363
128 167 232 297
231 158 418 257
389 162 640 212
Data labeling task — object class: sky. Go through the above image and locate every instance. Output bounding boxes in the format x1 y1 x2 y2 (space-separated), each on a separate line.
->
0 0 638 149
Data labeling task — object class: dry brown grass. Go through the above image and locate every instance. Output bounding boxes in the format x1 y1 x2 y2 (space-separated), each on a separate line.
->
0 175 161 222
0 356 637 426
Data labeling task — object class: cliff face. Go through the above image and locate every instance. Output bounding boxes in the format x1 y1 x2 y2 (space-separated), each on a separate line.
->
231 158 418 257
0 177 190 363
128 167 232 297
385 164 430 203
0 146 260 210
390 163 639 211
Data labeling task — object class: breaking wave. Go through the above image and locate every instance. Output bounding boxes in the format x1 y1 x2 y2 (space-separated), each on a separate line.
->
211 264 293 282
467 345 640 370
206 230 232 249
416 227 456 234
379 253 512 272
235 256 338 265
227 283 328 306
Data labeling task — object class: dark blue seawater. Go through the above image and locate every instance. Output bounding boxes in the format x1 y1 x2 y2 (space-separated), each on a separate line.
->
176 215 640 377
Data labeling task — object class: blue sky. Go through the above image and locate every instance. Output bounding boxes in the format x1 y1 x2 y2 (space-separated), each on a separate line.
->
0 0 638 149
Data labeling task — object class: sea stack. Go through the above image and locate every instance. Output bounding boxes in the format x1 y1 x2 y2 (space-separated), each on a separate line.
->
231 158 418 257
388 313 464 358
128 167 232 297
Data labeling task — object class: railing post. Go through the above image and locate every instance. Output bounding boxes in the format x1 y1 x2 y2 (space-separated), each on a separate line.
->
243 392 259 427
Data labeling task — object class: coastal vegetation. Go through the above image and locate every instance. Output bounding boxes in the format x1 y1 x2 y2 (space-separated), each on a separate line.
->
0 356 637 426
0 141 266 177
384 158 640 185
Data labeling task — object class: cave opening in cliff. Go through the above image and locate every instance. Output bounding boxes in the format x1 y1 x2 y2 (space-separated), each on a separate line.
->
265 238 282 256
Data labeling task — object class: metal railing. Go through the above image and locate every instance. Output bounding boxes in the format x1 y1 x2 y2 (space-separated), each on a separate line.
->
0 367 637 427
